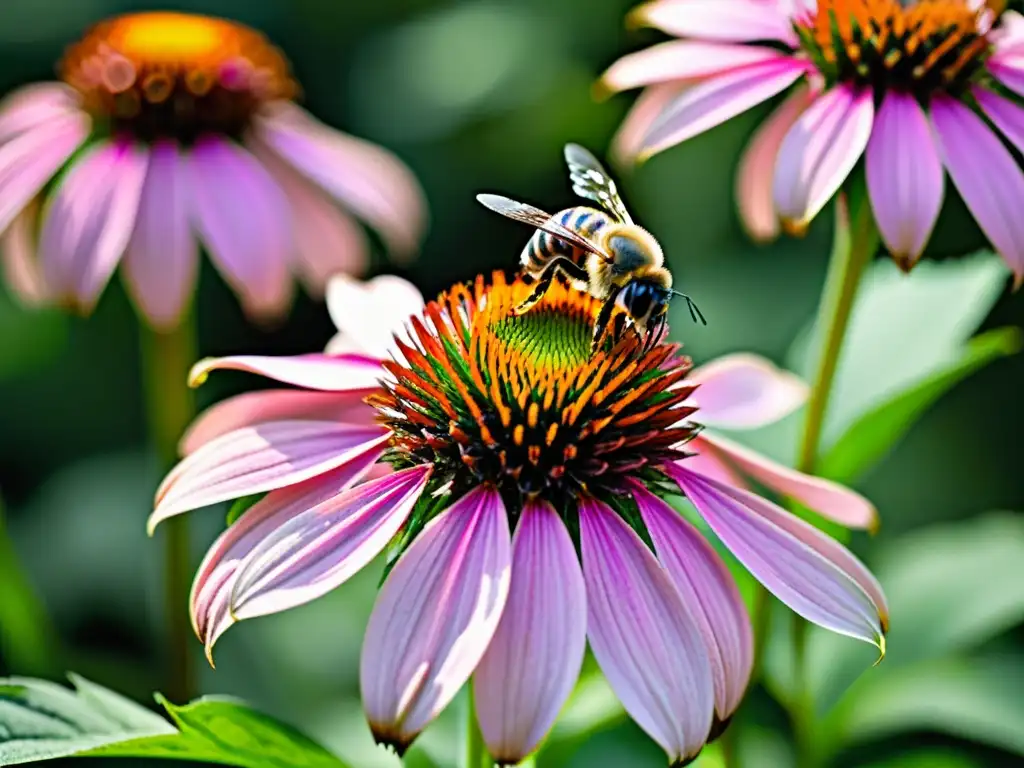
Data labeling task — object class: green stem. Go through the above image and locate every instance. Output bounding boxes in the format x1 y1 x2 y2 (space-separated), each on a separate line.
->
0 493 60 675
465 686 491 768
140 314 197 704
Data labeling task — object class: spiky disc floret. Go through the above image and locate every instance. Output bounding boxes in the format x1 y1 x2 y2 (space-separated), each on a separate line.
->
369 272 699 512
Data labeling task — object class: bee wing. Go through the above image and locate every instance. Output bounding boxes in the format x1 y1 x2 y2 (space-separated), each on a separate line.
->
563 143 634 225
476 194 613 262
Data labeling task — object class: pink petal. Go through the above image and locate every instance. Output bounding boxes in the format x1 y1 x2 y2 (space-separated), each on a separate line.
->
974 87 1024 154
735 83 814 241
630 0 799 46
0 114 89 235
188 353 386 391
684 439 748 487
0 83 79 145
473 501 587 763
360 486 511 751
639 58 808 160
694 432 878 530
254 103 427 258
611 83 688 163
579 496 714 764
993 9 1024 53
186 137 292 319
121 140 198 329
326 273 425 360
773 85 874 229
930 94 1024 284
600 41 785 94
687 352 807 429
866 91 944 266
190 453 388 660
665 463 888 650
988 60 1024 97
248 135 369 294
39 140 148 311
632 482 752 721
149 421 390 531
1 203 47 305
231 465 431 621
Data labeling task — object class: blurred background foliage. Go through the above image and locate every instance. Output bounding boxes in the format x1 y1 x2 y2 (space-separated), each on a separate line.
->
1 0 1024 766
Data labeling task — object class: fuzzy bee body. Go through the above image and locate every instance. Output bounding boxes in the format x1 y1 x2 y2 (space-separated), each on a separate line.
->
521 207 610 290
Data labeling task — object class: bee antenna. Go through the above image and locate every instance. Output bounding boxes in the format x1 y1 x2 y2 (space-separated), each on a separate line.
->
669 289 707 326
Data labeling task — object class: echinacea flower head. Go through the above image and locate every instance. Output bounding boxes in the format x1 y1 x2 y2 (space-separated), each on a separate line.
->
151 272 887 765
601 0 1024 282
0 11 426 327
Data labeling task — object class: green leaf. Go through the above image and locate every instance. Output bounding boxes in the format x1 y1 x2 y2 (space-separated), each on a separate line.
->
819 326 1021 483
857 751 981 768
226 493 266 526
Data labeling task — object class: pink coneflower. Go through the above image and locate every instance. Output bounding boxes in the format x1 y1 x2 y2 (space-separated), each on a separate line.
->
0 11 425 327
601 0 1024 281
150 272 886 765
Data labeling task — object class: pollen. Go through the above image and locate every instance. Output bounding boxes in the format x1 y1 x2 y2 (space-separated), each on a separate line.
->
59 12 296 143
798 0 1001 95
372 272 699 510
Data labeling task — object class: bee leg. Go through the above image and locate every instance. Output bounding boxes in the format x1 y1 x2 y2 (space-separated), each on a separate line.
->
590 286 623 353
514 257 587 316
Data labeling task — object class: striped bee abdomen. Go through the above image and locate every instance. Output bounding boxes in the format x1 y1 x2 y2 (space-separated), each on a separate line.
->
519 206 611 275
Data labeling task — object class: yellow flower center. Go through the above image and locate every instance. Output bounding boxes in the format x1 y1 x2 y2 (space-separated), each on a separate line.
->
60 12 296 142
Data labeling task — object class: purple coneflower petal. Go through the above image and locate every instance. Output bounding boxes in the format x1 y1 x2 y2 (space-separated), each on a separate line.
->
989 60 1024 96
579 496 714 764
930 95 1024 285
629 0 799 46
326 274 425 361
866 91 943 267
1 203 47 304
974 87 1024 153
121 140 198 329
473 501 587 764
254 102 426 258
599 41 784 94
0 83 80 144
691 433 878 530
681 442 747 487
188 353 386 391
632 483 752 721
361 486 511 751
774 85 874 231
665 464 888 651
736 83 814 241
249 136 369 295
179 389 378 456
0 114 89 234
639 58 808 160
230 465 431 622
187 137 292 318
687 352 807 430
149 421 390 530
190 454 387 660
39 140 148 310
611 83 687 163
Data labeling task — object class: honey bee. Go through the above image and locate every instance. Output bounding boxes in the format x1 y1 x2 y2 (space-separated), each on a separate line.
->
477 143 705 353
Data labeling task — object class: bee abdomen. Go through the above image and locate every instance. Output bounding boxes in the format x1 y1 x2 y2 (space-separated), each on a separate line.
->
519 206 611 274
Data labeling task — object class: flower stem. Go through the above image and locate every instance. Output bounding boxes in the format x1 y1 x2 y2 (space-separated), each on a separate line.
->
0 493 60 675
465 685 491 768
140 314 197 703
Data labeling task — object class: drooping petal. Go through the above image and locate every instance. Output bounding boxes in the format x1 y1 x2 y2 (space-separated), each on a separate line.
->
0 83 79 145
186 137 292 318
188 353 386 391
230 465 431 621
361 486 511 751
639 58 808 160
694 433 877 530
149 421 390 531
179 389 378 455
773 85 874 230
974 86 1024 154
254 102 427 258
39 140 149 310
599 41 784 94
687 352 807 429
865 91 944 267
474 501 587 763
611 83 688 163
683 439 747 488
579 496 714 764
248 135 370 294
629 0 799 46
665 463 888 650
121 140 198 329
930 94 1024 284
736 83 814 241
632 483 752 721
0 114 89 235
1 202 47 304
326 273 425 360
190 453 388 659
